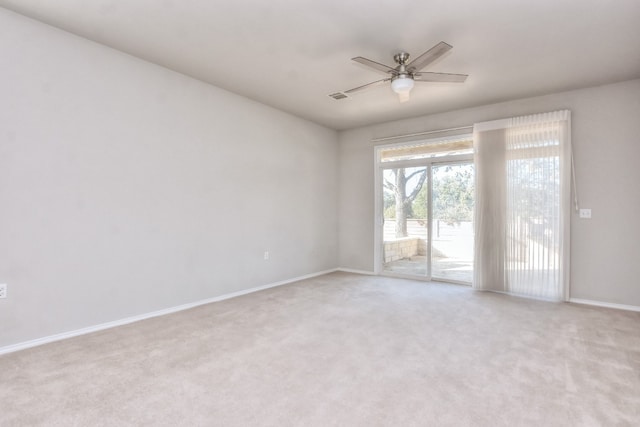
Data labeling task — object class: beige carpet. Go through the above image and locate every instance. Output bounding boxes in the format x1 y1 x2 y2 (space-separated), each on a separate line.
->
1 272 639 426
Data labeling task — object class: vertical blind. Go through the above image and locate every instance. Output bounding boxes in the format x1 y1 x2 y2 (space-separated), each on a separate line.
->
473 111 571 301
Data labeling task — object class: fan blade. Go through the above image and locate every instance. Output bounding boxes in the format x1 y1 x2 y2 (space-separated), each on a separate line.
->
351 57 396 74
344 78 392 94
413 72 468 83
406 41 453 72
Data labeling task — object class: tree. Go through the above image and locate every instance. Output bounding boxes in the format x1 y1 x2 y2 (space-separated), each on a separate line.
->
432 165 474 225
384 168 427 237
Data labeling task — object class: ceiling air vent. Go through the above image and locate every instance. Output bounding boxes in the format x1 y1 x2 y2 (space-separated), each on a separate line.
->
328 92 348 100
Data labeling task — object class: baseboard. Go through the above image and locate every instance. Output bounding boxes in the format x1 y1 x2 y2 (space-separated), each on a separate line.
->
569 298 640 312
0 268 338 356
336 268 376 275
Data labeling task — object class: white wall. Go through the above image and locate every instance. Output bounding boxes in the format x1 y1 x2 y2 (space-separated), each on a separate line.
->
339 79 640 307
0 9 338 348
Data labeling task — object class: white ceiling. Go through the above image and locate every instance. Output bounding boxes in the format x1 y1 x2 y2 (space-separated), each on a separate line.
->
2 0 640 130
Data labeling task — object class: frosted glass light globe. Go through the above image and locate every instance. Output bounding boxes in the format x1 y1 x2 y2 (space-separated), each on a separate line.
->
391 76 414 94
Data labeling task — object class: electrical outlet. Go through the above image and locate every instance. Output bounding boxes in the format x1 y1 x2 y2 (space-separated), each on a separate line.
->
0 284 6 299
264 251 270 260
579 209 592 219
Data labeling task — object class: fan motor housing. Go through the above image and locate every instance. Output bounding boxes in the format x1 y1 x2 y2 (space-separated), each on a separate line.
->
393 52 410 65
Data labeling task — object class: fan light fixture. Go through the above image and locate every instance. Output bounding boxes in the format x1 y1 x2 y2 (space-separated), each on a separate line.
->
391 76 414 102
332 41 468 104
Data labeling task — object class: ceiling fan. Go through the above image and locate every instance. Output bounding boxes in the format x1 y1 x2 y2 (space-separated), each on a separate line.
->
330 41 468 102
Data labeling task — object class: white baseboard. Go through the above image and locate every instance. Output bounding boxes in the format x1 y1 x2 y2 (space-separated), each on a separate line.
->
569 298 640 312
0 268 338 356
336 268 376 275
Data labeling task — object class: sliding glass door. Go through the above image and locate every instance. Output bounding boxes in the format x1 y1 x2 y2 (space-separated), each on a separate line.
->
431 162 474 283
377 137 474 284
382 166 429 276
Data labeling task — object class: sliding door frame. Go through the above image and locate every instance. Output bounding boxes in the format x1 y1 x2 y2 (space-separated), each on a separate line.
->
429 158 474 285
374 144 473 280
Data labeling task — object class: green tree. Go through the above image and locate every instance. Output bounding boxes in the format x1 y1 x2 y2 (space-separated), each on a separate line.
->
433 165 474 225
412 184 428 219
